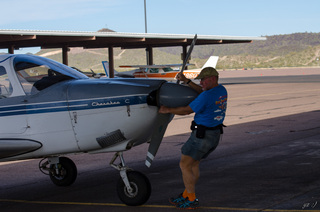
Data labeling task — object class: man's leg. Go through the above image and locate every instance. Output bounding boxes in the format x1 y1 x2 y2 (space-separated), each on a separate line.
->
171 154 200 209
169 154 200 205
180 154 200 195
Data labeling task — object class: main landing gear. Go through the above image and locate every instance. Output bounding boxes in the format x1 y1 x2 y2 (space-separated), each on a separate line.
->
39 152 151 206
39 156 78 186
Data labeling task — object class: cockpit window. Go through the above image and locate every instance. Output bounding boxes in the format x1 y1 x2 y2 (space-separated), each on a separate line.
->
0 66 12 98
14 55 88 95
15 62 73 95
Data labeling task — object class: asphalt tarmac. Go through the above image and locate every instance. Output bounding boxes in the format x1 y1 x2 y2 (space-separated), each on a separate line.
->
0 68 320 211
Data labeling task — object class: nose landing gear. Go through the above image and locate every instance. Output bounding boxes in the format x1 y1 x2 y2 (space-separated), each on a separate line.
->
110 152 151 206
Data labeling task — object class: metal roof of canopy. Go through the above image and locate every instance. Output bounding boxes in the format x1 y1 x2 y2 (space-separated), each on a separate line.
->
0 29 266 77
0 29 266 49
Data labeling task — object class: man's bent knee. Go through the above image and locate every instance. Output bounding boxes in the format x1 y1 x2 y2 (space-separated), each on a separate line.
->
180 154 199 170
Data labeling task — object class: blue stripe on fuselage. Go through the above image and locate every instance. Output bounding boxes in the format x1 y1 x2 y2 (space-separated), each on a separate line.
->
0 95 148 117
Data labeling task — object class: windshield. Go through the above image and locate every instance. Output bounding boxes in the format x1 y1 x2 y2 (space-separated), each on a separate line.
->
13 55 88 95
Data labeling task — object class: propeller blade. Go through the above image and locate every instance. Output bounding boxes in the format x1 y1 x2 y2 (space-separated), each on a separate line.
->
177 34 197 84
145 113 173 167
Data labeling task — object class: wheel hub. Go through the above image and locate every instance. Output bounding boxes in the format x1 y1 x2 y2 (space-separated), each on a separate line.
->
124 182 138 198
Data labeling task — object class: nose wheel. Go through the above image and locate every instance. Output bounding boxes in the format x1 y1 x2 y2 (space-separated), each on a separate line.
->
117 170 151 206
111 152 151 206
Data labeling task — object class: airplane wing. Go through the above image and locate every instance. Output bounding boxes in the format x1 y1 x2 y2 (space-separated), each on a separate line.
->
101 61 135 78
119 64 193 69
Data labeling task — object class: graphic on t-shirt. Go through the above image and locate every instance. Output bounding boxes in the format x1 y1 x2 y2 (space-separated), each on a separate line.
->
214 95 227 121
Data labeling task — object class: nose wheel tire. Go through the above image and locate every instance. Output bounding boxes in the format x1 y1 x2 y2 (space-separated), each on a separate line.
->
49 157 77 186
117 171 151 206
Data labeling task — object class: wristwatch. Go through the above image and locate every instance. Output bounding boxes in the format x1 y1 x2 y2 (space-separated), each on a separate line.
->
186 79 191 84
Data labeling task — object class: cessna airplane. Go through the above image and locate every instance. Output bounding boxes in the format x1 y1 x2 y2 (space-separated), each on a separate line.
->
114 56 219 81
0 54 198 206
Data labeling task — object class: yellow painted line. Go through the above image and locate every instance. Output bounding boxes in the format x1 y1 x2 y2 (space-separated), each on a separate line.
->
0 199 319 212
0 199 127 207
0 159 33 166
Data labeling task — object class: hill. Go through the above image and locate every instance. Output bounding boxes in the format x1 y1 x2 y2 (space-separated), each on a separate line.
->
161 32 320 69
36 32 320 73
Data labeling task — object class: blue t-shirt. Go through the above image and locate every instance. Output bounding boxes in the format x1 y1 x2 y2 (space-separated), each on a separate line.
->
189 84 227 127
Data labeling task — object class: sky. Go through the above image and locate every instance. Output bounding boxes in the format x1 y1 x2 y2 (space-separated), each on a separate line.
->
1 0 319 53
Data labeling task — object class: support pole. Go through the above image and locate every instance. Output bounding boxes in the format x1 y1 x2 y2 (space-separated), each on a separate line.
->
144 0 148 33
62 46 69 65
108 47 114 78
146 47 153 65
8 46 14 54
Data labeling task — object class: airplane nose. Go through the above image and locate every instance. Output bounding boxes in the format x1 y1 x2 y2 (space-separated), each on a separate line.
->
158 82 199 107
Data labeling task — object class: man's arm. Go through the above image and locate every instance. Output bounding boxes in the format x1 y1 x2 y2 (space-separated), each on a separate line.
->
159 105 194 115
187 80 203 94
176 73 202 94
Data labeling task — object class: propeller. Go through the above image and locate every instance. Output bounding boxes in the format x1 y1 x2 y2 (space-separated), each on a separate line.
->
177 34 197 84
145 113 173 167
145 81 198 167
145 34 198 167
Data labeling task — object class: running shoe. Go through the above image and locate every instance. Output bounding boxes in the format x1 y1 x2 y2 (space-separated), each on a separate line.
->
169 193 187 205
176 198 200 209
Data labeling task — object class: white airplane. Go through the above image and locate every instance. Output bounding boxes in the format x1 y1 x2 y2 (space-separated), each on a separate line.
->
0 54 198 206
111 56 219 81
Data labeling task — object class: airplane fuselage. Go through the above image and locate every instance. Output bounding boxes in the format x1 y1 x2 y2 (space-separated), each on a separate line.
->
0 79 162 161
0 54 198 162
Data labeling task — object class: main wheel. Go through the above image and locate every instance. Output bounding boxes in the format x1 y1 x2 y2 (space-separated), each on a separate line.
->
49 157 77 186
116 171 151 206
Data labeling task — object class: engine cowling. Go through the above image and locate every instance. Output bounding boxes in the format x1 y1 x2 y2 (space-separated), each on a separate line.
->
158 82 199 107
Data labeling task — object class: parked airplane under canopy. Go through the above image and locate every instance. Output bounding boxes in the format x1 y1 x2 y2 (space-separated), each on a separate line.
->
0 30 266 206
0 29 266 77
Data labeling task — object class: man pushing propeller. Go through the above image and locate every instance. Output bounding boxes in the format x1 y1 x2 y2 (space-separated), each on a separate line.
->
159 65 228 209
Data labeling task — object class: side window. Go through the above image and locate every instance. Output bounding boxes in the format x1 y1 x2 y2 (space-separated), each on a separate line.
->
163 67 174 72
150 68 159 73
0 66 12 98
15 62 72 95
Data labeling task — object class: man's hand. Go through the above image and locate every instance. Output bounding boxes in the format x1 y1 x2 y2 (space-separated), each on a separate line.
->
176 72 188 83
159 106 170 114
177 72 203 94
